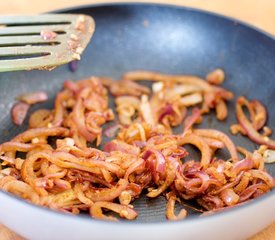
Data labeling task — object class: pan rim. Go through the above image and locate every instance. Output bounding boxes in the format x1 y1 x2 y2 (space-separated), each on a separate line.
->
52 1 275 41
0 188 274 225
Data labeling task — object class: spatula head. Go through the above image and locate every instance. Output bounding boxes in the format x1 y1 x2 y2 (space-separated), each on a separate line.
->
0 14 95 72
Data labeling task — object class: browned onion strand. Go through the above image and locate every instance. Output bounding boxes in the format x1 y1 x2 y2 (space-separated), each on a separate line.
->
0 70 274 221
234 96 275 149
17 91 48 105
11 102 30 126
11 91 49 126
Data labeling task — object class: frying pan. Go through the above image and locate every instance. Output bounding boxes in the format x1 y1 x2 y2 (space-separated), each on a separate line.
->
0 3 274 240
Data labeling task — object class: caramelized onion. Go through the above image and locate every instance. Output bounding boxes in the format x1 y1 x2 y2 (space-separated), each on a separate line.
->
236 96 275 149
0 142 37 153
183 108 201 135
103 124 121 138
12 127 69 143
29 109 52 128
104 140 140 155
123 71 212 91
72 96 96 142
1 176 39 204
166 193 187 220
220 188 239 206
11 102 30 126
178 133 211 169
215 99 228 120
1 71 274 221
206 69 225 85
110 80 150 97
17 91 48 105
147 158 177 198
193 129 239 162
90 201 138 220
232 158 253 174
86 179 128 202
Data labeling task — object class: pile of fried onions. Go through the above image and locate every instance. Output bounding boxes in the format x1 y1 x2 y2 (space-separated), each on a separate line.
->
0 70 274 221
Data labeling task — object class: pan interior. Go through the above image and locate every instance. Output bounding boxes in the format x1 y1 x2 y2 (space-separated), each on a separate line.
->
0 4 274 222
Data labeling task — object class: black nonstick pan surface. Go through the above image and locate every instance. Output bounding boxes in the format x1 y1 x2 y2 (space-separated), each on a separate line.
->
0 3 274 223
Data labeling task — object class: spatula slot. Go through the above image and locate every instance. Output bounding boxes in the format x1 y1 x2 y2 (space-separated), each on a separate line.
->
0 31 66 37
1 22 71 27
0 42 60 47
0 52 50 60
0 25 70 36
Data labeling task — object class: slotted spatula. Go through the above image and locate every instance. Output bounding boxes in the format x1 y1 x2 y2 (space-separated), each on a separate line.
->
0 14 95 72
